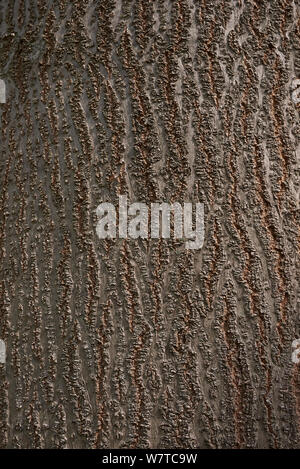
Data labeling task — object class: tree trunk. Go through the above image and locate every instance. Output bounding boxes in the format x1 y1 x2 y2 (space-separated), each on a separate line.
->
0 0 299 449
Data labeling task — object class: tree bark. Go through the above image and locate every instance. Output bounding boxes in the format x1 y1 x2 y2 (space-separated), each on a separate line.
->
0 0 299 449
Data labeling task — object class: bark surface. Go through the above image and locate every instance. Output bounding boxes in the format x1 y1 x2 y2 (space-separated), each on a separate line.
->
0 0 299 449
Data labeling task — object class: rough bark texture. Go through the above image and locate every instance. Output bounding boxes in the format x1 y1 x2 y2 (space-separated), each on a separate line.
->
0 0 299 449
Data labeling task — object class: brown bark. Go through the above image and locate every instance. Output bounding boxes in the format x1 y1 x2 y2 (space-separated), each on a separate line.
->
0 0 299 449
